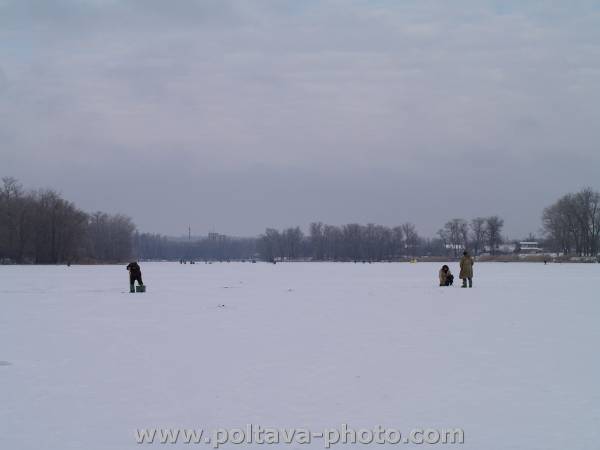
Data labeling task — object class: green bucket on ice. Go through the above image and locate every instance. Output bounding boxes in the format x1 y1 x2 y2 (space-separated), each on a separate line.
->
135 285 146 293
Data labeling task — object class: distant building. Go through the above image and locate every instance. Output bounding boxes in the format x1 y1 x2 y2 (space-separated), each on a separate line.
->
208 232 226 242
519 241 543 254
444 243 465 251
498 243 517 253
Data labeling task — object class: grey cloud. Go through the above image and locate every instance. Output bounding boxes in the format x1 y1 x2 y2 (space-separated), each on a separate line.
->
1 0 600 238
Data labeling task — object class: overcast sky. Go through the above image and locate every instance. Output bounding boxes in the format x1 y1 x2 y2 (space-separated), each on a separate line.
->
1 0 599 238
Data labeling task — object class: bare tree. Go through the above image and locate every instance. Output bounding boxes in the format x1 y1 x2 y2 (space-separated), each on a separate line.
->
323 225 343 260
309 222 325 260
470 217 486 256
258 228 281 262
342 223 363 260
543 188 600 256
0 177 25 261
391 226 404 259
402 222 420 257
573 188 600 256
86 211 135 262
282 227 303 259
485 216 504 255
438 219 468 257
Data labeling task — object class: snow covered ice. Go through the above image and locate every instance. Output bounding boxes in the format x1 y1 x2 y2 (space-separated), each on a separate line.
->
1 262 599 449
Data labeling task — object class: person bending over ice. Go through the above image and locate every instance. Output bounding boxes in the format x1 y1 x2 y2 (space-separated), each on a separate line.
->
126 261 144 293
439 265 454 286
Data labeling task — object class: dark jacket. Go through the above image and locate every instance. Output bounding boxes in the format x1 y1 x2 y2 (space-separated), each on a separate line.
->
126 262 142 278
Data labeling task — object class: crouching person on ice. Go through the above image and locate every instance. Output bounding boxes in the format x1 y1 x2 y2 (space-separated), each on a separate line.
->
126 261 145 293
439 264 454 286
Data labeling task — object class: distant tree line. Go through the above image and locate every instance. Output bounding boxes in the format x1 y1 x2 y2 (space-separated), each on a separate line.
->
542 187 600 256
437 216 505 257
0 177 134 263
133 233 256 261
256 218 506 262
257 222 424 261
2 176 599 263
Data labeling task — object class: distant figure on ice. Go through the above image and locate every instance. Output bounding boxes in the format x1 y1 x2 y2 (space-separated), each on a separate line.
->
459 251 474 288
126 261 144 293
439 265 454 286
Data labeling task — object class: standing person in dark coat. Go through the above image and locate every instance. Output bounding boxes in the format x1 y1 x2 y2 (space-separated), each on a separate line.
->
126 262 143 293
459 251 474 288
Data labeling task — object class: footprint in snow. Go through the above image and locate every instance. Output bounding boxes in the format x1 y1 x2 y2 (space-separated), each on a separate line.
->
0 361 11 366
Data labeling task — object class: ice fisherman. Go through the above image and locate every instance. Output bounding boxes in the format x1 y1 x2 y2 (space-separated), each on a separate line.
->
439 265 454 286
126 261 144 293
459 251 474 288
